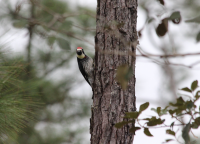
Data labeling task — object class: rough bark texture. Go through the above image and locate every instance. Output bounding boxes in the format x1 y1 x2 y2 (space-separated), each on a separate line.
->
90 0 137 144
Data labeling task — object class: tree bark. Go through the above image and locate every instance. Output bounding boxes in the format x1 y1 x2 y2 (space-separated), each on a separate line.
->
90 0 137 144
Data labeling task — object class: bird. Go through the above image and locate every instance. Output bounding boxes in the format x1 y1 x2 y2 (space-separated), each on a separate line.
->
76 47 94 86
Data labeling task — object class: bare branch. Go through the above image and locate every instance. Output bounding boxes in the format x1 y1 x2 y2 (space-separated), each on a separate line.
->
138 52 200 58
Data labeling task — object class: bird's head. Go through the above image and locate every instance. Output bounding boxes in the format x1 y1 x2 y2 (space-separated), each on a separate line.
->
76 47 85 59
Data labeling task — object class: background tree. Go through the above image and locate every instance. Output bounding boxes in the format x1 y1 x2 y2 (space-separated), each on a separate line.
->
0 49 40 143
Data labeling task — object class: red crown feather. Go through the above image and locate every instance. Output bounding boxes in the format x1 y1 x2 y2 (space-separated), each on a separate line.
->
77 47 83 50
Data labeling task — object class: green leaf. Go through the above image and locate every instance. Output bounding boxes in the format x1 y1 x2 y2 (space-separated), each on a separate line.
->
57 38 71 50
169 110 175 116
116 65 132 90
191 80 198 91
151 108 156 112
42 0 67 14
156 18 168 37
157 0 164 5
185 101 194 109
170 97 185 107
160 108 168 116
124 112 139 119
12 20 27 28
139 102 149 113
191 122 199 129
151 107 167 116
180 87 192 93
157 107 161 114
146 117 165 126
125 67 133 81
129 126 141 134
60 20 73 30
115 121 134 128
182 123 191 144
115 121 128 128
48 36 56 46
195 91 200 101
165 139 174 142
196 32 200 43
143 118 150 121
144 128 153 137
169 11 181 24
166 129 175 136
194 117 200 125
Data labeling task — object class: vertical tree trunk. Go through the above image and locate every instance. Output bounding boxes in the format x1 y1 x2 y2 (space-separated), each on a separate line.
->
26 0 35 79
90 0 137 144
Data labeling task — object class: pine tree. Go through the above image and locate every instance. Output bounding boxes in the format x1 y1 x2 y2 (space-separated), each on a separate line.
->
0 0 96 143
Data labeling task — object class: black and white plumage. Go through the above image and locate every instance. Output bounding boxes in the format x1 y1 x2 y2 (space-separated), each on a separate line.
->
76 47 93 86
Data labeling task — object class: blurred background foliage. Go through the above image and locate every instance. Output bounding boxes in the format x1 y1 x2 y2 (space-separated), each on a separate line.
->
136 0 200 143
137 0 200 103
0 0 95 143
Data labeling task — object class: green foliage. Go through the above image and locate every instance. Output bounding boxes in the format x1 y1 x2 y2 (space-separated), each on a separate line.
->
166 129 175 136
129 127 141 133
182 123 191 144
37 0 68 22
191 80 198 91
76 7 96 27
196 32 200 42
164 139 174 143
12 20 27 28
181 87 192 93
157 0 165 5
0 0 96 143
115 121 134 128
0 55 41 143
155 11 182 37
151 106 168 116
115 80 200 143
124 112 139 119
144 117 165 126
42 0 67 14
156 18 168 37
57 38 71 50
139 102 149 114
0 53 91 144
144 128 153 137
169 11 181 24
116 65 133 90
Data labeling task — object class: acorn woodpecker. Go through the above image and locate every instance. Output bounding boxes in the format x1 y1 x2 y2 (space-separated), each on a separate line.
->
76 47 93 86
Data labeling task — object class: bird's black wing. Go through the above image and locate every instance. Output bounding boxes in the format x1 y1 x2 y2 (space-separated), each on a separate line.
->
77 58 91 85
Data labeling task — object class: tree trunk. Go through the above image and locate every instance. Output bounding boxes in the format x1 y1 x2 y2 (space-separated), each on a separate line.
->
26 0 35 79
90 0 137 144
